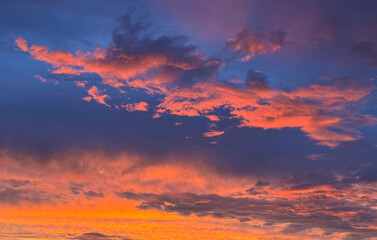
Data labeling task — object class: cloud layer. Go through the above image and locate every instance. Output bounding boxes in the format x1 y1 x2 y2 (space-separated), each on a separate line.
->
15 15 376 147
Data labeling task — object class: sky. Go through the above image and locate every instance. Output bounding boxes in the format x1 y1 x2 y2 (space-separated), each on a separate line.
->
1 0 377 239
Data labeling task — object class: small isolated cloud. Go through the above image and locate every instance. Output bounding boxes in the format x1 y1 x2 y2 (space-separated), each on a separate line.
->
306 153 325 161
34 74 47 83
15 37 29 52
203 130 224 138
72 232 132 240
121 102 149 112
75 80 88 87
84 190 104 199
82 86 110 107
69 183 84 195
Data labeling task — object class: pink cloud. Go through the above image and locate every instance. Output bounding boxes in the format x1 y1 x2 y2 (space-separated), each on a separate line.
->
203 130 224 138
15 37 29 52
14 37 206 90
75 80 88 87
305 153 325 161
82 86 110 107
34 75 47 83
15 37 376 147
206 115 220 121
121 102 149 112
158 79 375 147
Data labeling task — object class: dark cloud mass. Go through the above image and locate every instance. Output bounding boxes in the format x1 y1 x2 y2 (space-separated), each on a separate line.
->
116 189 377 238
72 232 133 240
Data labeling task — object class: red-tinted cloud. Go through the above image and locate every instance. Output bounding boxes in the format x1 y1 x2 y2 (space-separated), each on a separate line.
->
203 130 224 138
14 37 208 90
15 37 29 52
121 102 149 112
158 78 375 147
82 86 110 107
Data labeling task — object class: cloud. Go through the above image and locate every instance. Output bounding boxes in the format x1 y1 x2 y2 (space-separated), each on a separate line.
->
84 190 104 199
206 115 220 121
0 179 31 188
305 153 325 161
14 14 217 91
203 130 224 138
1 146 377 239
0 187 54 205
72 232 132 240
226 29 286 61
116 185 377 239
158 76 375 147
34 74 47 83
82 86 111 107
70 183 84 195
121 102 149 112
14 17 376 147
75 80 88 87
15 37 29 52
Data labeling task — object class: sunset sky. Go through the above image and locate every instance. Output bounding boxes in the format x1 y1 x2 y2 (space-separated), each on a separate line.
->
2 0 377 239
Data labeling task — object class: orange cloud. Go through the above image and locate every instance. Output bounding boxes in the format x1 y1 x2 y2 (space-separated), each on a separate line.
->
158 79 375 147
75 80 88 87
15 37 29 52
1 150 377 239
83 86 110 107
121 102 149 112
14 37 205 89
206 115 220 121
15 37 375 147
203 130 224 137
